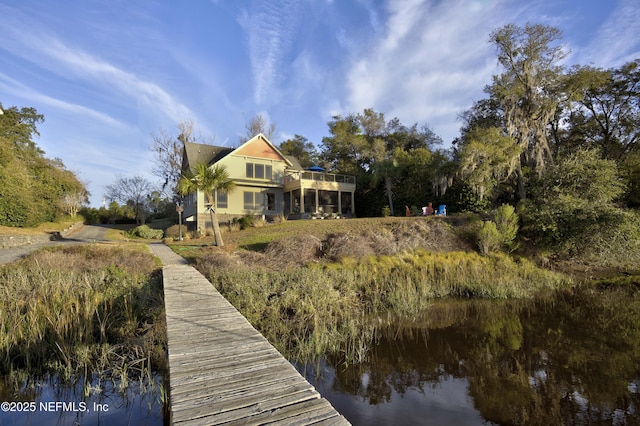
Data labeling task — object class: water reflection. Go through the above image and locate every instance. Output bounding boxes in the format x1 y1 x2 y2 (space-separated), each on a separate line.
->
0 374 165 425
302 290 640 425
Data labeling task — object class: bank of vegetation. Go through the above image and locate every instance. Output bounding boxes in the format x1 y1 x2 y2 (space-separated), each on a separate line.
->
186 216 573 364
0 245 166 394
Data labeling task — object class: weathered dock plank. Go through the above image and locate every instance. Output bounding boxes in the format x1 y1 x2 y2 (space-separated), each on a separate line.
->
150 242 350 426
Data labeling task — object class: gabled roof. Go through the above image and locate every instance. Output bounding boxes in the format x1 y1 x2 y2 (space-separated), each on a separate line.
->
181 134 299 172
233 133 293 166
284 155 303 171
182 142 233 171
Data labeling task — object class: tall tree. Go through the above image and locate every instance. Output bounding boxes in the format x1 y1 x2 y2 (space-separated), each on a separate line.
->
386 118 443 151
150 119 202 196
105 175 154 224
321 113 369 175
0 105 44 154
458 127 521 202
571 60 640 161
0 104 87 226
178 163 234 247
489 23 568 199
240 113 276 144
278 135 318 168
392 147 435 208
321 109 443 216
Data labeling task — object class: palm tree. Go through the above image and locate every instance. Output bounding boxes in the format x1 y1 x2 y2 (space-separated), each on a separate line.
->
178 163 234 246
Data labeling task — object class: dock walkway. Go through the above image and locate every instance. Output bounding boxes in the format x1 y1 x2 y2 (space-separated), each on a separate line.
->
148 243 349 426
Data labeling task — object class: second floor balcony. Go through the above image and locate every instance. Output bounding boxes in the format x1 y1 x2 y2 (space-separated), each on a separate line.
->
284 171 355 185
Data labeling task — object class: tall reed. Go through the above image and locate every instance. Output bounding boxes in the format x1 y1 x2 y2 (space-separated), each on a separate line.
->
198 249 571 365
0 245 166 391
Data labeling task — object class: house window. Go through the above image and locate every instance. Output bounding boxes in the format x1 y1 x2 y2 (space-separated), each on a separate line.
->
255 164 264 179
216 191 228 209
244 192 265 210
266 193 275 211
246 163 273 180
244 192 254 210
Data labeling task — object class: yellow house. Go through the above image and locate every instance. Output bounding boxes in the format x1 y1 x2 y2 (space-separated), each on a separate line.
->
181 134 356 231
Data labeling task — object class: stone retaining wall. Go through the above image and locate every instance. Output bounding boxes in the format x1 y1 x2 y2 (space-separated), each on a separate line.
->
0 222 84 249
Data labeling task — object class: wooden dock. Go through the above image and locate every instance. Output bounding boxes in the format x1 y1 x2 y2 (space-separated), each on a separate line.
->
150 244 350 425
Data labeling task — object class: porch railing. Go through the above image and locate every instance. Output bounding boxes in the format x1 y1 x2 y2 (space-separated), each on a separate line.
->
284 172 355 185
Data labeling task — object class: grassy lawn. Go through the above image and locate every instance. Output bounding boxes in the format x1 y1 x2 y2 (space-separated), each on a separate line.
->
0 218 80 236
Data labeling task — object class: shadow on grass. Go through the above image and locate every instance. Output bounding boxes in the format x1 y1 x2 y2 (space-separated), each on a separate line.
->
240 242 269 252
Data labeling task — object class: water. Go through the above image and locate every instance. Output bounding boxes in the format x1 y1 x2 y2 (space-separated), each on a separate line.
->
0 374 165 425
301 291 640 425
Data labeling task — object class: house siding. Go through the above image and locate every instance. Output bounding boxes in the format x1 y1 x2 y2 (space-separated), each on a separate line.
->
181 134 355 231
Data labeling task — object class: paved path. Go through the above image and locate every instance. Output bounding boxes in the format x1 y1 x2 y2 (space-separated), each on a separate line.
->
148 243 350 426
0 225 112 265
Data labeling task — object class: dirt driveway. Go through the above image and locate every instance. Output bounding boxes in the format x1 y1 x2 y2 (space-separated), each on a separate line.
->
0 224 112 265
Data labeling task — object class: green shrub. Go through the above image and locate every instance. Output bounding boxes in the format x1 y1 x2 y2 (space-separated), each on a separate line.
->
478 221 501 254
476 205 519 254
494 204 519 252
381 206 391 217
232 215 255 230
126 224 163 239
523 149 626 253
579 209 640 267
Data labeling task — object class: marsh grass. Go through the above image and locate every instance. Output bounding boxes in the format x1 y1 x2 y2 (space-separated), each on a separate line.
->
198 248 571 365
0 245 166 393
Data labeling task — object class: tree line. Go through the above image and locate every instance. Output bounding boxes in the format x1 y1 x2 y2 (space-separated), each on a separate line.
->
0 105 87 227
277 23 640 262
3 22 639 263
302 24 640 220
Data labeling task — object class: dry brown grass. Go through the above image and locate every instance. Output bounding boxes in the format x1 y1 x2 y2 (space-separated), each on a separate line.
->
324 233 376 260
0 244 165 387
264 234 323 265
174 216 473 266
190 217 475 272
27 244 158 275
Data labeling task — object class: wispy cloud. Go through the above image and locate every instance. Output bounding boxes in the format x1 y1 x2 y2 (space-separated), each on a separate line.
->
342 0 535 143
41 39 193 122
0 73 127 129
238 0 304 105
580 0 640 66
0 6 193 124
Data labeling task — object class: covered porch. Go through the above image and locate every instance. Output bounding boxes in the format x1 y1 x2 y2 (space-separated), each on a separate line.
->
283 171 356 217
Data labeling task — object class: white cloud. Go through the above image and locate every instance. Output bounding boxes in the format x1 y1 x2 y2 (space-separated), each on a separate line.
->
341 0 534 143
0 73 127 129
0 8 192 124
580 0 640 66
238 0 305 105
42 39 192 122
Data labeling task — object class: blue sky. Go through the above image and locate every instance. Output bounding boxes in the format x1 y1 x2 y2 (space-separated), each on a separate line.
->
1 0 639 206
